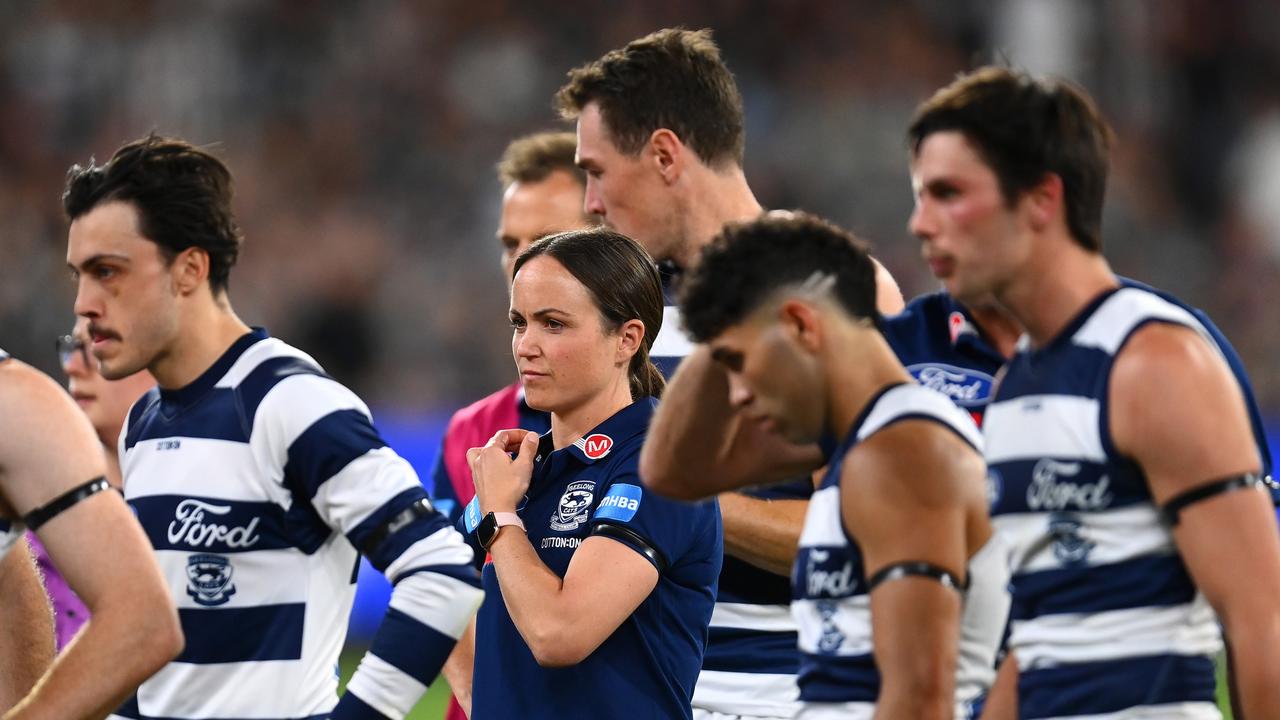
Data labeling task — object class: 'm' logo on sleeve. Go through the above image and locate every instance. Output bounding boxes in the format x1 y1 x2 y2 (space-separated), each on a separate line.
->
594 483 642 522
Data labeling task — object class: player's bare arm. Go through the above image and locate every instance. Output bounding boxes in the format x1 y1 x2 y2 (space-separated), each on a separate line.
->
0 360 181 720
0 543 53 711
1110 322 1280 719
640 345 824 500
845 421 981 720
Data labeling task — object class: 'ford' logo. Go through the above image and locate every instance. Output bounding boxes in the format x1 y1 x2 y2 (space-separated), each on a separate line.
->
907 363 995 408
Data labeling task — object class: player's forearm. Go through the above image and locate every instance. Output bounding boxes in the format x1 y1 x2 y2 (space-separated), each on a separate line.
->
719 493 807 576
874 682 952 720
339 566 482 719
978 652 1019 720
0 544 54 710
487 527 579 663
640 347 739 499
4 597 181 720
1222 613 1280 718
442 620 476 716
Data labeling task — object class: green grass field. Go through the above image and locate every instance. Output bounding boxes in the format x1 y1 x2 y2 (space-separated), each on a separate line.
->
339 649 1237 719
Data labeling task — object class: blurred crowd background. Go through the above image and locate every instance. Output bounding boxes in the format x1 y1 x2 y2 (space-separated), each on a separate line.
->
3 0 1278 421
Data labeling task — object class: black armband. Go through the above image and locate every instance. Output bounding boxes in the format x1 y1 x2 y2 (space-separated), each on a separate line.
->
358 498 436 556
867 561 966 594
591 522 668 573
24 476 110 531
1160 473 1262 527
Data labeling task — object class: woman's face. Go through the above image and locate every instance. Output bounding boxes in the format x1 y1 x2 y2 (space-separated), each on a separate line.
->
510 255 632 415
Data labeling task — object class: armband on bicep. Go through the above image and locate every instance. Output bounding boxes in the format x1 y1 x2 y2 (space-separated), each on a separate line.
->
356 498 437 557
1160 472 1262 527
591 522 669 573
867 561 966 594
23 476 111 531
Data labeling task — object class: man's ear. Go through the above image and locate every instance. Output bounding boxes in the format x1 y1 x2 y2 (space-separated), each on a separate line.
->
778 299 823 353
1024 172 1065 233
649 129 686 186
171 246 210 296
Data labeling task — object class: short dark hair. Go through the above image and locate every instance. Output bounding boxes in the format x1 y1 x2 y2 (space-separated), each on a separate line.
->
497 131 584 187
907 66 1113 252
555 27 745 168
680 211 880 343
64 135 243 293
513 228 665 400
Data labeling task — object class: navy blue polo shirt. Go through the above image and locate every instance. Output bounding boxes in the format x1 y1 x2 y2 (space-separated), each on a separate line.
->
466 398 723 720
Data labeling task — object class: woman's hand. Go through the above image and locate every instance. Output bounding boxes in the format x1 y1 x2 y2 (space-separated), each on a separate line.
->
468 429 539 514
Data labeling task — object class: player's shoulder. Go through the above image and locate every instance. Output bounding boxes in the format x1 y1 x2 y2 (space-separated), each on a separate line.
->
226 336 364 421
0 356 73 415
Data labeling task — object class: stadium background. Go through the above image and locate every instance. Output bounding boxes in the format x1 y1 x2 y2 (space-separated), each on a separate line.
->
1 1 1275 716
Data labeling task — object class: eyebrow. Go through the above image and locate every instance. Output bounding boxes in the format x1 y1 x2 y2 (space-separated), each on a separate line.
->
68 253 130 272
528 308 570 319
710 346 743 368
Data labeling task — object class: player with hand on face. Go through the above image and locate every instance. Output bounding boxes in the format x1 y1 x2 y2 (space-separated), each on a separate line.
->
676 211 1009 720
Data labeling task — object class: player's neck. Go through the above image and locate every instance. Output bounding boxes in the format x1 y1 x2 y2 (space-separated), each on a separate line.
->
825 331 912 442
999 237 1117 349
151 294 252 391
548 374 634 452
965 302 1023 360
679 166 762 271
102 442 124 489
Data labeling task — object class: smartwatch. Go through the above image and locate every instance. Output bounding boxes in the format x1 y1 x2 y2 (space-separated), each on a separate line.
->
478 512 526 550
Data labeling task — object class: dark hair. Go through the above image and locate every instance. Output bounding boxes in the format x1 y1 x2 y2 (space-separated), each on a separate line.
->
680 211 880 343
555 27 745 168
513 229 665 400
497 131 584 188
907 66 1113 252
64 134 243 293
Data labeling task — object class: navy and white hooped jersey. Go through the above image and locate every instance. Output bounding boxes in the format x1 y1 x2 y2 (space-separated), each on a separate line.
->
793 383 1008 720
466 398 722 720
654 283 809 717
112 329 482 720
986 286 1233 720
0 348 25 563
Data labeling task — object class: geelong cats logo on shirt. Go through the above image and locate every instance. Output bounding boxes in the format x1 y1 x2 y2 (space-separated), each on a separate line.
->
550 480 595 532
186 554 237 606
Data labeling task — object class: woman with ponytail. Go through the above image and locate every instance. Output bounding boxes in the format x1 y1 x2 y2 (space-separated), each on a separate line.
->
463 228 722 720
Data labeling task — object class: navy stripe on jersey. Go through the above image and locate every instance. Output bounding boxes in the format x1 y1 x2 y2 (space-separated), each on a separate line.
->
284 409 387 499
1009 554 1197 620
235 355 327 427
132 495 290 553
114 701 328 720
990 457 1149 515
1019 654 1216 719
176 604 304 664
796 652 881 703
328 694 388 720
703 626 800 674
367 607 457 686
125 388 246 450
393 562 484 590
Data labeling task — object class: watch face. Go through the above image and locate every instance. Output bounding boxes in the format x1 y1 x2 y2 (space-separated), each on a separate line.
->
478 512 499 550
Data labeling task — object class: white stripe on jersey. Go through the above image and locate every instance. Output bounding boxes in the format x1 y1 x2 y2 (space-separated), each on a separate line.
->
214 336 321 390
652 306 696 358
1011 597 1221 669
129 655 335 718
1072 288 1213 355
152 549 309 608
796 701 876 720
794 594 873 656
709 601 797 633
995 505 1174 574
311 446 422 534
692 670 799 717
857 383 984 451
250 371 373 486
343 653 430 719
984 394 1105 464
388 564 482 640
796 485 843 547
1030 702 1221 720
125 438 277 503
